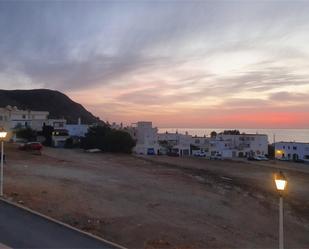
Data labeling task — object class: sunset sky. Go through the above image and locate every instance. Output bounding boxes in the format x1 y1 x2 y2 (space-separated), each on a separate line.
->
1 1 309 128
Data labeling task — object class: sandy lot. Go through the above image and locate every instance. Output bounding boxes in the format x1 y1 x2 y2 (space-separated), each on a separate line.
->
3 143 309 249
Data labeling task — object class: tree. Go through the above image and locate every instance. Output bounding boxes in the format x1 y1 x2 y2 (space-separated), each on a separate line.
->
42 125 54 146
15 127 37 141
81 125 136 153
221 130 240 135
268 144 274 159
104 130 136 153
65 137 75 148
210 131 217 138
81 125 110 150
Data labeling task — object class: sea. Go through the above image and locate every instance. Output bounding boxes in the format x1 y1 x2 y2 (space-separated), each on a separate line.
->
158 128 309 144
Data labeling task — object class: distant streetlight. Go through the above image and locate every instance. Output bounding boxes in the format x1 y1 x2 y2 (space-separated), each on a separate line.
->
274 171 287 249
0 128 7 197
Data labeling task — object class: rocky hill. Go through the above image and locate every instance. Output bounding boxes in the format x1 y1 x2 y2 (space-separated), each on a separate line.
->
0 89 102 124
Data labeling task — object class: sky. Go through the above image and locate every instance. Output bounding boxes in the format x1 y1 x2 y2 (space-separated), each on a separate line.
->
1 1 309 128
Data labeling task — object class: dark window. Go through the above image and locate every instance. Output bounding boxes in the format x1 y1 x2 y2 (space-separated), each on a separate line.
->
283 146 285 149
293 146 297 150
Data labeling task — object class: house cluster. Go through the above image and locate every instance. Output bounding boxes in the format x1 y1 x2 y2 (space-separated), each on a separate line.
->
127 121 269 159
1 107 308 161
128 121 309 162
0 106 89 147
275 142 309 161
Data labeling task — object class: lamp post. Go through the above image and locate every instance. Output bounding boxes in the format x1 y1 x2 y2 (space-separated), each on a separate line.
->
0 128 7 197
274 171 287 249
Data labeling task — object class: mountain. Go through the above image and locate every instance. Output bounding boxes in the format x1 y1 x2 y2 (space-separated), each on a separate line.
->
0 89 102 124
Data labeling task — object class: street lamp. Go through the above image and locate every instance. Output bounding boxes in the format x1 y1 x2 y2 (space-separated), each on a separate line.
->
274 171 287 249
0 128 7 197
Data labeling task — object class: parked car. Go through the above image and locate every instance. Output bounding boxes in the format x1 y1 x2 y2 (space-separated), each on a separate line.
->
210 154 222 160
255 155 269 161
247 155 268 161
19 142 43 151
167 151 179 157
147 148 155 155
193 151 207 157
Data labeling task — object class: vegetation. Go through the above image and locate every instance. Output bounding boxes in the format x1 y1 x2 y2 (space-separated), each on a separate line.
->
15 127 37 141
210 131 217 137
65 137 81 148
220 130 241 135
268 144 274 159
41 125 54 146
81 125 136 153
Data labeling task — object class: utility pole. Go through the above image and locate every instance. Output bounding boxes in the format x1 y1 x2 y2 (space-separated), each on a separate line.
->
273 134 276 159
279 195 284 249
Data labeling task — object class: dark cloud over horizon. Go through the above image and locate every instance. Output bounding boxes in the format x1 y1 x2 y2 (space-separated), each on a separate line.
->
1 1 309 127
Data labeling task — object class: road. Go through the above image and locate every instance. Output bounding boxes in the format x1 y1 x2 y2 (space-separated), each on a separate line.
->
0 199 123 249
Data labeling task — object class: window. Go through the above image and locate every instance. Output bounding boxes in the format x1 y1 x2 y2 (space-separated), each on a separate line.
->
293 146 297 150
288 146 290 149
22 115 26 119
283 146 285 149
0 116 2 121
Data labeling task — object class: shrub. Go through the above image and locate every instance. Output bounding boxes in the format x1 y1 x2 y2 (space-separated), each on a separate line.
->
15 127 37 142
81 125 135 153
42 125 54 146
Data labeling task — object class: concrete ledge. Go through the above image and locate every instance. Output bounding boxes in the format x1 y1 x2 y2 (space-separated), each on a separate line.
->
0 197 127 249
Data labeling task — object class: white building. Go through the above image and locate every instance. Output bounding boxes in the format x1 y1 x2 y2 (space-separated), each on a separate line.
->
158 131 192 156
209 137 235 158
275 142 309 161
188 133 268 158
216 133 268 157
65 118 89 137
191 135 210 155
51 129 69 148
0 106 49 139
210 133 268 158
46 119 67 130
130 121 160 155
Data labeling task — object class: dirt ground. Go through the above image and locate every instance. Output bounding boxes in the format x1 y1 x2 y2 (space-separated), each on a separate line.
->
3 143 309 249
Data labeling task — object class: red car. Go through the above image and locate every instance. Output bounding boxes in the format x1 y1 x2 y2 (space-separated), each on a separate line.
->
19 142 43 151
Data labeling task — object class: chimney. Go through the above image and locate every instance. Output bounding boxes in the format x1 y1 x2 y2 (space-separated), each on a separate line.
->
78 117 81 125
